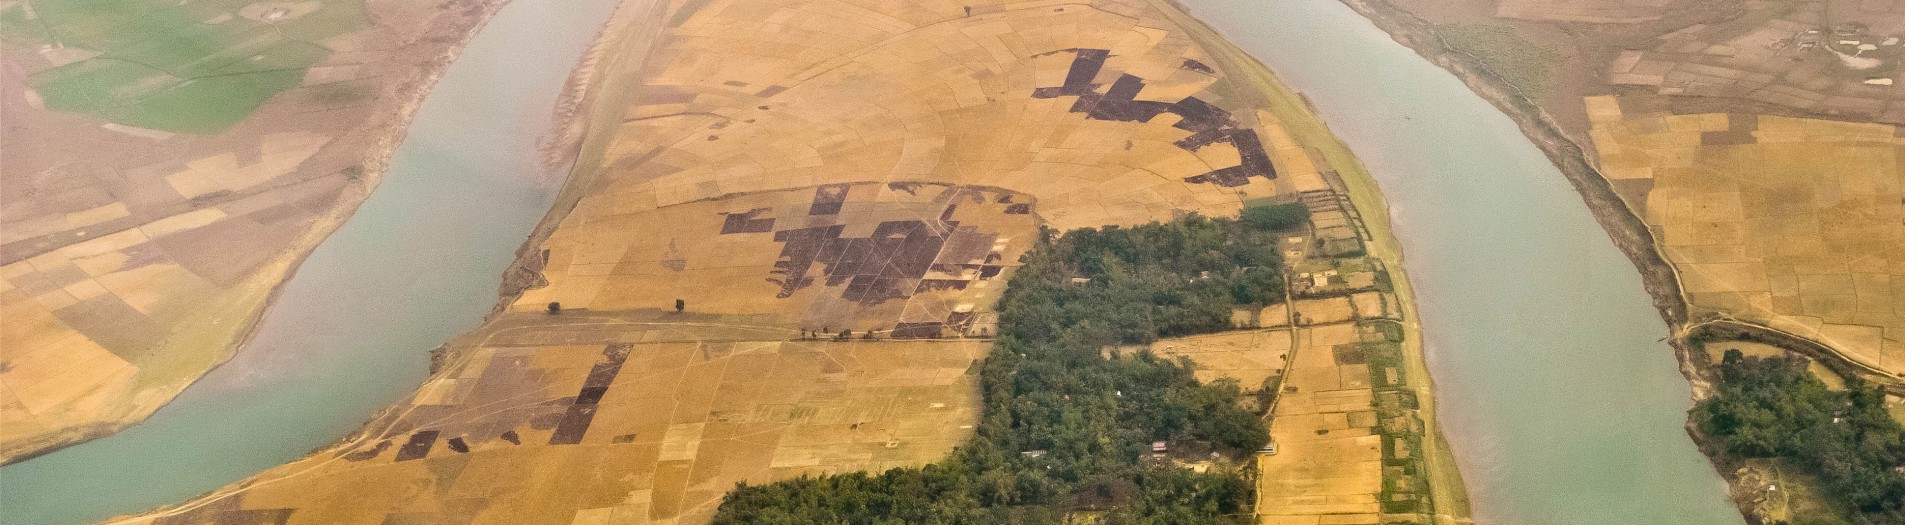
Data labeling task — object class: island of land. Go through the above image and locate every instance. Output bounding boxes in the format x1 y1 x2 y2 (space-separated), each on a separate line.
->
1331 0 1904 522
0 0 508 464
109 0 1472 523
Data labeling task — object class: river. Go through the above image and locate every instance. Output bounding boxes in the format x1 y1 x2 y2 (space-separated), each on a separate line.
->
1183 0 1745 523
0 0 621 523
3 1 1748 523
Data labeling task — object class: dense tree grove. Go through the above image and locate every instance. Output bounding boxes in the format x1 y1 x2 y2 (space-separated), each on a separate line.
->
1695 350 1905 524
712 212 1297 524
1239 202 1310 233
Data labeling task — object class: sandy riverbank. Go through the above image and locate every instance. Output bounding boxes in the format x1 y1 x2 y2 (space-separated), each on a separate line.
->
0 1 515 467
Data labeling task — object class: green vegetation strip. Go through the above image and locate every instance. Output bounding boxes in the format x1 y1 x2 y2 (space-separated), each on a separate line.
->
1696 350 1905 525
1357 326 1431 518
713 211 1301 524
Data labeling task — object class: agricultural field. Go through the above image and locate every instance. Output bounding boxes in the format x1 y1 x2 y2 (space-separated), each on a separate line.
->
114 0 1468 523
1154 273 1442 525
1602 1 1905 124
1374 0 1905 134
513 182 1039 336
0 0 502 463
1152 320 1440 525
1587 94 1905 376
4 0 365 133
130 321 990 524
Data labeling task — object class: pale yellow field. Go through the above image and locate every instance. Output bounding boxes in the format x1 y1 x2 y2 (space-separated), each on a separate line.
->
1153 310 1444 525
1145 329 1292 387
120 325 986 525
1256 323 1381 525
1587 95 1905 377
513 181 1037 335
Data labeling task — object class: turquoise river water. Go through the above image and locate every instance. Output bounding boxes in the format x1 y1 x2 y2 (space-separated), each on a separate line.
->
1185 0 1746 523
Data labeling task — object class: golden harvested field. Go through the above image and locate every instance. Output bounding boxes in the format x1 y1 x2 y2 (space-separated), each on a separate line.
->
1152 246 1450 525
117 0 1466 522
0 0 503 463
1153 318 1441 525
1145 329 1292 387
1254 322 1383 525
513 181 1038 336
120 320 987 525
1587 95 1905 377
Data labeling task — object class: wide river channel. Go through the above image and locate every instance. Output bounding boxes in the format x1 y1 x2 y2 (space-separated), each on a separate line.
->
1186 0 1746 523
0 0 620 523
3 1 1748 524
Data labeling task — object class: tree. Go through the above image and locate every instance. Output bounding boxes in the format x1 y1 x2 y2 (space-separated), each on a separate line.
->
546 302 561 315
675 298 686 313
1695 353 1905 522
713 214 1278 523
1240 203 1309 231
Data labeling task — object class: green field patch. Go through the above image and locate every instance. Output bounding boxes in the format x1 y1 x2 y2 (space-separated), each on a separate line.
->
16 0 364 133
1356 330 1437 522
33 58 179 113
0 5 54 43
112 70 307 133
215 40 332 75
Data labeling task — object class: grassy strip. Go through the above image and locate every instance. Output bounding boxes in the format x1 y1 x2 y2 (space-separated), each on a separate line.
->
1429 23 1560 100
712 214 1298 524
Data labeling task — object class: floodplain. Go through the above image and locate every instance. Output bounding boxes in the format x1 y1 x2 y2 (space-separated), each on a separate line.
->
105 0 1469 523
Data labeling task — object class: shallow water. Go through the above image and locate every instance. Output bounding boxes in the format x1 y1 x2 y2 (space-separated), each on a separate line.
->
1180 0 1746 523
0 1 620 523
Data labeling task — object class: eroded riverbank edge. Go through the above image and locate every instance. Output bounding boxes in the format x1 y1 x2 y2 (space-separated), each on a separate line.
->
1 0 513 469
1323 0 1879 522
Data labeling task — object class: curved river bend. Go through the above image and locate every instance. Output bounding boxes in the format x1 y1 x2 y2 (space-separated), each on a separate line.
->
1184 0 1744 523
0 0 620 523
